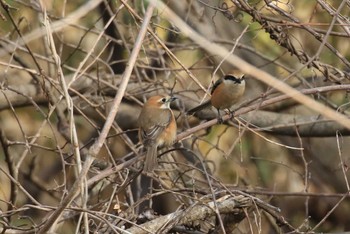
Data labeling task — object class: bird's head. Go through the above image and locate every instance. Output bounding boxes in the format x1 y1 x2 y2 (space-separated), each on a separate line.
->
224 70 245 84
145 95 177 109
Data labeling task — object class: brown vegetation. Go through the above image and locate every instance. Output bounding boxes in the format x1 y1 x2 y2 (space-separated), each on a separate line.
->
0 0 349 233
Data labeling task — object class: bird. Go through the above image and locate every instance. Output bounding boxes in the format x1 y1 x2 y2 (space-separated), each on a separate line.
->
187 70 245 123
138 95 177 173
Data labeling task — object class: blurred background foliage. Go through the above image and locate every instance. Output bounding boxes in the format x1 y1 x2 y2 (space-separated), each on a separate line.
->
0 0 350 233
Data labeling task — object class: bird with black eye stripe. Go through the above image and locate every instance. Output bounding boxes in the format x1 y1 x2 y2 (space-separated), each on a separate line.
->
187 70 246 123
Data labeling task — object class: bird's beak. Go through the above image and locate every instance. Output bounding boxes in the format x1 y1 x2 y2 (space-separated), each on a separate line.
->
168 96 177 103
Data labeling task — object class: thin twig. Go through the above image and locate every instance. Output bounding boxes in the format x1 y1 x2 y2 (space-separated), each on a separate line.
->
37 3 156 234
149 0 350 130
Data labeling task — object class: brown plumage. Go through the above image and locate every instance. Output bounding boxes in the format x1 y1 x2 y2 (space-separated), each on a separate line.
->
187 71 245 122
138 95 177 173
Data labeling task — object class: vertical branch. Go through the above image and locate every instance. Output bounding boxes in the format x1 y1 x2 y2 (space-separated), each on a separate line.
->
39 2 89 231
336 132 350 191
295 124 310 224
37 3 156 233
0 130 16 219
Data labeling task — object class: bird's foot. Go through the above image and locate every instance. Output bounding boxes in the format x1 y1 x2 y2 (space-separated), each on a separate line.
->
217 116 224 124
228 110 235 119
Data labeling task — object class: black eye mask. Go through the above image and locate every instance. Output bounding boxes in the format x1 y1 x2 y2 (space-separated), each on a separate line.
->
224 74 245 84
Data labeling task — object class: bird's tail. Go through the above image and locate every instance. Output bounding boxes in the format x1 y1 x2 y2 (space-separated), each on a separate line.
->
187 100 211 114
144 145 158 173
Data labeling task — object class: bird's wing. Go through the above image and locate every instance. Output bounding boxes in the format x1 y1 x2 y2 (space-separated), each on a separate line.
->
140 112 171 144
186 100 211 114
211 79 223 94
186 79 222 114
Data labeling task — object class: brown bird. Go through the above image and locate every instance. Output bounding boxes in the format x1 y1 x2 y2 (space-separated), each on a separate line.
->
187 71 245 122
138 95 177 173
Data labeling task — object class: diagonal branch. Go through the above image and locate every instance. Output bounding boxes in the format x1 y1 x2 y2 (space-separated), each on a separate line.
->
37 3 156 234
148 0 350 130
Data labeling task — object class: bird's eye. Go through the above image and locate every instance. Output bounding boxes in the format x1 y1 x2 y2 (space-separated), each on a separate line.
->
161 97 167 103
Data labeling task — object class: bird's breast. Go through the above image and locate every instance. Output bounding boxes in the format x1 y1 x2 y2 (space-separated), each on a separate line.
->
211 80 245 109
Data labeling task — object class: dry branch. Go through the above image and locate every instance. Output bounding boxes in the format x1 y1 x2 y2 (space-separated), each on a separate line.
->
0 0 349 233
126 195 251 233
